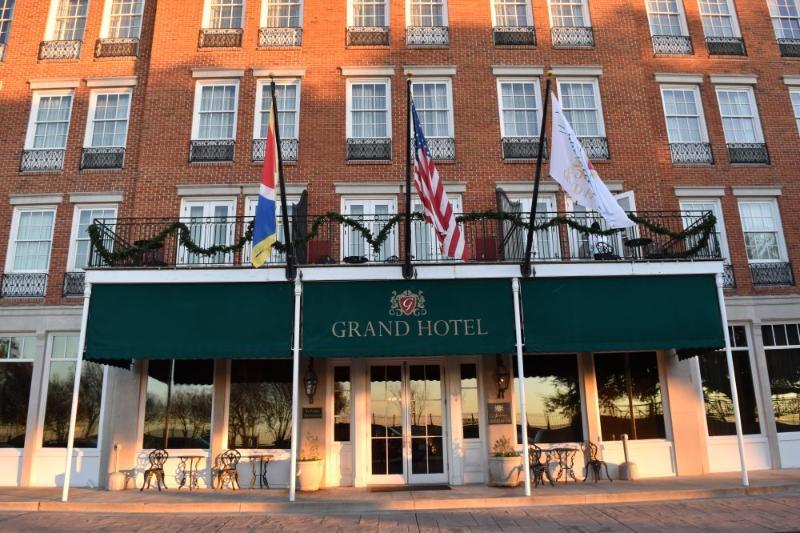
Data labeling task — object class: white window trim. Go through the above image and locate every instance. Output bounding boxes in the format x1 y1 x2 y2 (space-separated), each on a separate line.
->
347 0 389 27
678 197 730 261
644 0 689 36
489 0 533 27
191 79 240 141
345 78 392 139
340 195 399 260
659 84 710 143
44 0 89 41
99 0 146 38
714 85 765 144
546 0 592 28
260 0 304 27
24 90 75 150
697 0 741 38
768 0 800 40
556 77 606 137
495 77 543 138
405 0 449 27
82 88 133 148
410 77 455 138
66 204 118 272
790 87 800 136
0 334 37 363
737 198 789 263
4 206 57 274
202 0 246 29
252 78 301 140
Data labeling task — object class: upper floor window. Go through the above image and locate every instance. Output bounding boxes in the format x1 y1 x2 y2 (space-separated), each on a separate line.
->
351 0 388 26
497 79 541 138
698 0 744 54
22 92 74 171
493 0 532 27
0 0 15 48
646 0 692 54
412 79 455 160
715 86 768 164
260 0 302 46
342 197 397 261
769 0 800 56
85 90 132 148
105 0 144 39
68 205 117 271
190 81 239 162
679 199 730 268
6 208 56 273
738 200 787 263
205 0 244 28
253 80 300 162
557 78 609 159
51 0 89 41
660 85 712 164
412 195 462 261
346 80 391 160
409 0 446 27
244 195 297 264
790 89 800 134
549 0 593 47
179 198 236 265
0 335 35 448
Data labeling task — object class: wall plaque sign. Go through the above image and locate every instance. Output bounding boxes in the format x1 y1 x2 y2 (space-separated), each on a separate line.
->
302 407 322 419
487 402 512 425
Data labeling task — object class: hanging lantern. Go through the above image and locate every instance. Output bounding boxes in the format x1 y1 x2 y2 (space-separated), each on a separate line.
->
495 354 510 399
304 358 318 404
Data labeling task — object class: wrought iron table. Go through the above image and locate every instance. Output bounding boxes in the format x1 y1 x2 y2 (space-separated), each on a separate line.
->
177 454 207 491
243 453 274 488
549 447 580 484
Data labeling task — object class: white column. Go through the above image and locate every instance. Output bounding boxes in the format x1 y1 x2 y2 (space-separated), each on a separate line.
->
511 278 531 496
288 274 303 502
61 282 92 502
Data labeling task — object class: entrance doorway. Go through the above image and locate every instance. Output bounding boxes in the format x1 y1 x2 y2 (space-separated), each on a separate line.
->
368 362 448 485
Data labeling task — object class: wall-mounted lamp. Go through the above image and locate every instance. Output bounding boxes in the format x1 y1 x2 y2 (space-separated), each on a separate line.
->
304 358 319 404
495 355 510 399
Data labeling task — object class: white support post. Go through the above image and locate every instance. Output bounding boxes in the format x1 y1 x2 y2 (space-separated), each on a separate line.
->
716 274 749 487
62 282 92 502
511 278 531 497
288 274 303 502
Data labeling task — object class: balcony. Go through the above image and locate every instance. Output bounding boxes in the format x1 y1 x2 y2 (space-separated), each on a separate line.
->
501 137 546 160
723 263 736 289
551 26 594 48
63 272 85 297
1 273 47 298
651 35 693 55
20 149 66 172
750 262 794 287
406 26 449 46
38 40 81 60
705 36 745 56
347 26 390 46
190 140 235 163
778 38 800 58
579 137 610 160
259 27 302 47
426 138 456 161
669 143 713 165
198 28 243 48
252 138 299 163
95 38 140 58
727 143 769 165
493 26 536 46
347 138 391 161
81 147 125 170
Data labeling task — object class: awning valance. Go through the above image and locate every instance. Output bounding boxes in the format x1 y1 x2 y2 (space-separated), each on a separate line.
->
521 275 724 353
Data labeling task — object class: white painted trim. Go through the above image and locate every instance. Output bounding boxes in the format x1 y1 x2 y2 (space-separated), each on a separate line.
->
737 198 789 264
714 85 765 144
400 182 466 194
405 0 449 27
346 0 389 27
410 77 455 138
25 90 75 150
674 186 725 197
242 183 307 195
491 65 544 76
496 180 622 193
659 84 710 143
679 197 730 261
732 187 782 197
191 79 240 141
655 73 704 84
555 77 607 137
710 75 758 85
253 78 301 141
697 0 742 39
10 194 63 206
83 88 133 148
489 0 533 27
550 66 602 76
177 185 241 196
495 77 543 138
202 0 246 28
99 0 146 38
334 182 402 195
644 0 689 37
546 0 591 28
66 204 119 271
251 68 306 78
260 0 305 28
69 192 124 203
5 206 57 275
86 77 138 88
784 76 800 86
191 68 245 79
29 79 81 90
345 78 392 138
403 65 457 76
340 66 395 77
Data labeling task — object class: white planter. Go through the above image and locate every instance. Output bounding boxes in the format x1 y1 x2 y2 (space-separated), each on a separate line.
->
489 456 522 487
296 460 324 491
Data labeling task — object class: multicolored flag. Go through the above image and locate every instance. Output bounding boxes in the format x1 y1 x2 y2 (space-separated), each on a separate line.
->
411 101 466 260
251 93 280 268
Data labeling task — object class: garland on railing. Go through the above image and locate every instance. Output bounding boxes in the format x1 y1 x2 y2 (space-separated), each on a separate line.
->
87 211 717 265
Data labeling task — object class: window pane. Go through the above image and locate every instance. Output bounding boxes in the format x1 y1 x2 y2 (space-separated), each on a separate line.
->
351 82 389 138
352 0 386 26
412 82 450 138
198 85 236 140
91 93 131 147
334 366 351 442
73 208 116 269
0 362 33 447
699 348 761 436
769 0 800 39
0 0 16 44
765 347 800 433
228 360 293 448
265 0 301 27
259 83 298 140
559 82 600 137
495 0 529 27
550 0 586 27
108 0 144 38
410 0 445 26
13 210 55 272
698 0 736 37
32 95 72 149
54 0 88 41
460 364 480 439
208 0 243 28
717 90 758 143
662 88 703 142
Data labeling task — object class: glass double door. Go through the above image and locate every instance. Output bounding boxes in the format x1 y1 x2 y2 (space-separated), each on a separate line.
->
369 362 448 485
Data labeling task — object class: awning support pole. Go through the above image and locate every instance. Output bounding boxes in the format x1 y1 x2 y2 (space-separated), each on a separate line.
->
61 282 92 502
511 278 531 496
289 273 303 502
716 274 749 487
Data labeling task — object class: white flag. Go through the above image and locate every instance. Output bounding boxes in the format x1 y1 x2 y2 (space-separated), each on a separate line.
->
549 93 635 229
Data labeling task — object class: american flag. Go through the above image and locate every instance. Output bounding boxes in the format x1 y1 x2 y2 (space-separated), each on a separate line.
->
411 101 466 260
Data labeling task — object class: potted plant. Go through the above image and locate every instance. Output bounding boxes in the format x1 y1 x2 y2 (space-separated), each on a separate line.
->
296 434 324 492
489 436 522 487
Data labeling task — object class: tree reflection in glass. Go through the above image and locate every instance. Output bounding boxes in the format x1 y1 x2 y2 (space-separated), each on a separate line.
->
228 360 293 449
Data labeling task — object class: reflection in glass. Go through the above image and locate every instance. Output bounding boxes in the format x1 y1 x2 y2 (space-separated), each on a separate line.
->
460 364 480 439
409 364 444 475
43 364 104 447
0 363 33 447
228 360 293 449
699 343 760 436
370 365 403 476
765 347 800 433
334 366 352 442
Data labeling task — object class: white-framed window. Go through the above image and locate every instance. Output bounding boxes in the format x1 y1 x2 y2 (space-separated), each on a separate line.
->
715 86 764 144
0 0 16 45
101 0 145 39
737 199 788 263
496 78 542 138
67 205 118 271
5 208 56 273
350 0 388 26
548 0 590 27
0 334 36 448
178 198 237 265
83 89 132 148
346 79 391 138
262 0 302 28
679 198 730 260
566 192 635 258
254 80 300 141
244 195 298 264
46 0 90 41
645 0 688 36
556 78 605 138
407 0 448 27
191 80 239 141
504 194 560 260
768 0 800 40
203 0 245 29
697 0 741 38
25 91 74 150
341 197 397 261
659 85 709 143
492 0 533 27
411 79 454 138
791 89 800 135
411 194 462 261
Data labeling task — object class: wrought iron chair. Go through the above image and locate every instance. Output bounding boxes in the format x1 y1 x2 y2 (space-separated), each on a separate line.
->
140 449 169 491
214 449 241 490
582 441 612 482
528 444 554 488
593 241 620 261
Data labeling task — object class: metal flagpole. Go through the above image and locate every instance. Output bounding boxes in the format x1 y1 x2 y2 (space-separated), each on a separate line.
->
716 273 749 486
403 77 414 280
511 278 531 496
521 76 552 278
288 273 303 502
62 282 92 502
271 80 296 281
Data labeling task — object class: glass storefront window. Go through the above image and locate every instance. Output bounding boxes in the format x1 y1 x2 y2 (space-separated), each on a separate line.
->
228 360 293 449
0 336 35 448
763 324 800 433
514 354 584 444
334 366 351 442
460 363 480 439
595 352 665 441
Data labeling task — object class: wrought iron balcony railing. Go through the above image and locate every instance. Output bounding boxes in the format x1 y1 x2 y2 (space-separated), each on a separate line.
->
669 143 713 165
723 263 736 289
1 273 47 298
259 27 302 47
38 40 81 60
406 26 449 46
427 138 456 161
750 262 794 287
347 26 390 46
252 138 299 162
501 137 546 160
198 28 243 48
81 147 125 170
63 272 85 297
727 143 769 164
579 137 610 160
551 26 594 48
20 149 66 172
778 38 800 58
493 26 536 46
705 36 745 56
347 138 392 161
190 140 235 163
651 35 693 55
95 38 140 58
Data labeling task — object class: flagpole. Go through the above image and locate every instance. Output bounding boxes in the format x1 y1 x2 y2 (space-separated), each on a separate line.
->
288 273 303 502
271 80 296 281
403 77 414 280
521 75 552 278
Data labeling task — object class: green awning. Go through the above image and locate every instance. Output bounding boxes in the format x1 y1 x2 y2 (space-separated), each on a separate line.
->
85 283 294 360
303 279 515 357
521 275 724 353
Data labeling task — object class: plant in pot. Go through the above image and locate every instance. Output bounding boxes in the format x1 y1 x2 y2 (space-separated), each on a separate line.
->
296 434 324 492
489 436 522 487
